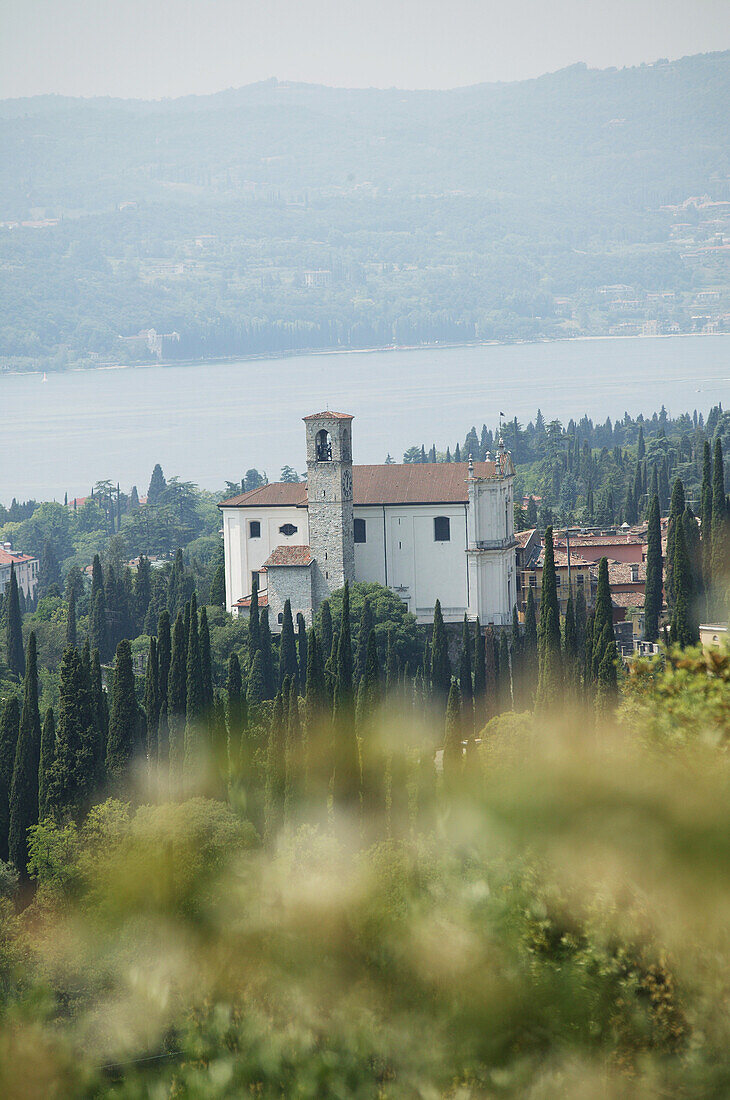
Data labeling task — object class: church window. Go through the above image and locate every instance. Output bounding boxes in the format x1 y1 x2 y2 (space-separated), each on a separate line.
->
279 523 297 536
249 520 261 538
316 429 332 462
434 516 450 542
354 518 366 543
278 613 284 625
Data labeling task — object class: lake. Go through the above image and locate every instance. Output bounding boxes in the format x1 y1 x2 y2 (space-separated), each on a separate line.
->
1 335 729 504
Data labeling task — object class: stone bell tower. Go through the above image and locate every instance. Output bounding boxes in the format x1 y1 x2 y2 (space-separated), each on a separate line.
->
304 411 355 609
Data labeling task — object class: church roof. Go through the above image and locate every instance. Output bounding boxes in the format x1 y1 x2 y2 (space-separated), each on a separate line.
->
302 410 354 421
263 545 314 567
219 461 504 509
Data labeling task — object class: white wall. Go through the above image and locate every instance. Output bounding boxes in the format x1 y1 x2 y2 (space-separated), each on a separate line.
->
223 506 309 610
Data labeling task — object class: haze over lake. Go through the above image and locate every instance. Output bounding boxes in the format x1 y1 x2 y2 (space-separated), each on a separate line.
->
2 335 729 503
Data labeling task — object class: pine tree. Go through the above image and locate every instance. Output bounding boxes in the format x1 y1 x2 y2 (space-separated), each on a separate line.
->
442 682 463 792
249 572 261 655
319 599 333 662
106 640 141 787
430 599 451 703
147 463 167 506
143 637 159 761
279 600 298 689
8 633 42 874
5 564 24 678
46 646 96 821
247 651 266 707
0 695 20 862
665 478 686 607
66 585 77 648
260 608 276 699
536 527 562 709
332 583 359 809
644 494 663 642
37 708 56 821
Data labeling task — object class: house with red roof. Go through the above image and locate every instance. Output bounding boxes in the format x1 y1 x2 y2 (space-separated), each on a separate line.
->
0 544 39 599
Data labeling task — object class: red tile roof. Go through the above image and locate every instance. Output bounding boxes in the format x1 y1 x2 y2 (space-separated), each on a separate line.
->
235 592 269 609
0 549 35 566
535 549 594 569
515 529 537 547
302 411 354 421
219 461 506 509
604 560 647 584
554 534 646 547
612 592 646 608
263 545 314 568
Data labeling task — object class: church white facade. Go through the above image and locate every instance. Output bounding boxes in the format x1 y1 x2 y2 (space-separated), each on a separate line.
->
219 411 517 630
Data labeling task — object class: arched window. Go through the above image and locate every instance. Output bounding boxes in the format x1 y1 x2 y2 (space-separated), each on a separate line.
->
434 516 450 542
277 613 284 625
316 429 332 462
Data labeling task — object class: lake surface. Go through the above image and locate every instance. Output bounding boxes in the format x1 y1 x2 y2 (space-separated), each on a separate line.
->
2 335 729 503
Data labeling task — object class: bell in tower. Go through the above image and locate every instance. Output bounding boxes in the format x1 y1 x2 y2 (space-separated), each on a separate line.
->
303 411 355 608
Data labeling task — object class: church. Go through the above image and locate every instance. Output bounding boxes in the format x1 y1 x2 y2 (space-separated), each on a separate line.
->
219 411 517 630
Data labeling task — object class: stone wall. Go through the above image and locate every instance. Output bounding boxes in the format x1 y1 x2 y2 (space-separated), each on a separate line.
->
266 565 314 631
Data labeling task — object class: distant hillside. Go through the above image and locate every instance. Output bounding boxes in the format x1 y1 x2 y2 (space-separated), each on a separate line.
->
1 53 729 370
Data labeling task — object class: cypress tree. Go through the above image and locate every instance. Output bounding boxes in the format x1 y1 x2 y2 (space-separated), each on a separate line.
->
157 611 171 711
591 558 616 683
296 612 308 690
143 637 159 761
483 626 498 722
354 596 374 684
536 527 562 709
659 458 670 515
8 633 41 874
644 494 663 642
319 599 333 662
38 539 61 598
711 439 729 614
683 506 702 606
624 483 637 526
510 605 522 707
249 573 261 654
523 586 538 707
332 583 359 809
701 440 713 598
637 425 645 461
89 588 109 663
0 696 20 862
247 651 266 707
265 687 287 843
472 619 486 730
199 607 213 711
358 630 385 827
458 614 473 728
633 461 643 519
665 478 686 607
5 564 24 678
66 585 77 648
89 648 108 783
279 600 298 689
385 626 397 695
46 646 96 821
106 639 141 787
285 679 303 826
147 462 167 506
670 519 698 648
442 682 463 792
429 599 451 703
209 547 226 610
260 608 275 699
499 632 511 711
167 612 187 783
184 602 204 774
38 708 55 821
226 652 247 778
305 629 327 717
563 595 578 696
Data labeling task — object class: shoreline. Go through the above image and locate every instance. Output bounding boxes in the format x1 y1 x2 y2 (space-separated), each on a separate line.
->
2 330 729 379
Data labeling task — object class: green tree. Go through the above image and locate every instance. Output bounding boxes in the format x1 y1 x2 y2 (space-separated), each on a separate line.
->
332 583 359 809
536 527 562 709
563 595 578 696
226 652 247 778
199 607 213 711
0 696 20 862
157 610 171 711
184 603 204 775
665 479 686 607
248 573 261 655
296 613 308 689
279 600 299 690
89 588 109 663
523 586 538 707
644 494 663 642
147 462 167 506
5 564 24 679
354 596 374 684
458 615 473 731
265 688 287 844
209 545 226 610
472 619 486 729
319 599 333 662
711 439 729 616
38 538 61 598
143 637 159 761
670 519 698 648
38 708 56 821
106 639 141 787
66 586 77 648
247 651 266 707
430 599 451 702
45 646 96 822
134 555 152 631
442 682 463 792
8 633 42 875
701 439 713 599
260 608 275 699
167 612 187 783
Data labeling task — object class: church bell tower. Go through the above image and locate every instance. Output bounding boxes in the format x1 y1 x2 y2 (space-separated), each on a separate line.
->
304 411 355 609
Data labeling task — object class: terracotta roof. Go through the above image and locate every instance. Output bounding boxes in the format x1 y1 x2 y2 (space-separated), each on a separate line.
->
612 592 646 608
0 549 35 566
534 549 594 569
554 534 646 547
263 545 314 568
604 560 647 584
302 410 354 421
219 461 506 509
515 529 537 547
235 592 269 609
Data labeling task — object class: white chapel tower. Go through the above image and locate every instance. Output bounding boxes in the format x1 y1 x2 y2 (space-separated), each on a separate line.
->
304 411 355 609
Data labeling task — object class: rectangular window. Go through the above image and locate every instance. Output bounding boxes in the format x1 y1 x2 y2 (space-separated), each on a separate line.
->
577 573 584 586
556 574 561 586
354 517 366 543
434 516 450 542
249 520 261 538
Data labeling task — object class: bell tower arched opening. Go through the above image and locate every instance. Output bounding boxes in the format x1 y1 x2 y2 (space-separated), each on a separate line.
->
316 428 332 462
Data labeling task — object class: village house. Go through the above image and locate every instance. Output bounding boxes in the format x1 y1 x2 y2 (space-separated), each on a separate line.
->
0 544 39 600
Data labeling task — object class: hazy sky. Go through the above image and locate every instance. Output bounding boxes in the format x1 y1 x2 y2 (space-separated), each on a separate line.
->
2 0 729 99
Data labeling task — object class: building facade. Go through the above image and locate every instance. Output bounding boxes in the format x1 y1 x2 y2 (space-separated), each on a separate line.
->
0 544 39 600
220 412 517 630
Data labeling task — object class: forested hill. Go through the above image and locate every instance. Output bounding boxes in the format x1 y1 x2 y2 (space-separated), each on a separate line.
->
2 52 730 370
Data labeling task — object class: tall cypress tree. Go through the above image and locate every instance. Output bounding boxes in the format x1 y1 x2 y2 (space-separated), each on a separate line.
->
305 629 327 718
184 603 204 774
90 648 107 786
472 619 486 730
332 582 359 809
358 630 384 827
226 652 247 779
591 558 616 687
563 595 578 696
665 478 686 607
430 599 451 703
296 612 308 690
66 585 77 648
260 608 276 699
265 688 287 843
644 494 663 642
209 544 226 610
46 646 96 822
249 573 261 655
659 458 670 515
285 679 304 827
279 600 298 689
711 439 729 614
669 518 695 648
701 439 713 600
510 606 522 707
5 564 24 678
523 586 538 707
499 632 511 711
483 626 498 723
38 539 61 598
247 651 266 707
147 463 167 506
8 633 41 874
167 611 187 783
143 637 159 762
536 527 562 709
442 682 463 792
458 614 473 724
106 639 141 787
157 611 171 711
354 597 374 685
0 695 20 862
199 607 213 711
89 588 109 663
37 708 55 822
385 627 397 695
319 600 334 663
